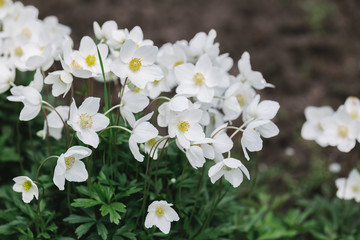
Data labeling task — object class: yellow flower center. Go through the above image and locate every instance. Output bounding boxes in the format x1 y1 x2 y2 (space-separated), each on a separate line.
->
22 180 32 191
193 72 204 85
173 61 183 68
236 94 245 106
21 28 31 38
148 138 157 146
350 110 358 119
222 165 232 171
15 46 23 57
155 206 164 217
40 46 45 51
337 125 348 138
129 58 142 71
80 113 93 128
352 185 359 192
71 60 83 69
0 0 5 7
350 97 357 105
85 55 96 66
177 121 190 132
64 156 75 170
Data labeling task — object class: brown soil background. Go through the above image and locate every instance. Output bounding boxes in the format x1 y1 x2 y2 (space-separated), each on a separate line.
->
19 0 360 185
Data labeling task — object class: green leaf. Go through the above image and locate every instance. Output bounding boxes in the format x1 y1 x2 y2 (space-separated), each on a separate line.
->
64 214 95 224
96 222 108 240
71 198 102 208
100 202 126 225
75 222 95 239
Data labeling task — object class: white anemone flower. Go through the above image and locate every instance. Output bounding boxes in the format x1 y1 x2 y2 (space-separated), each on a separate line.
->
44 70 73 97
129 112 159 162
211 123 234 155
53 146 92 190
119 90 149 127
175 54 219 103
72 36 109 77
238 51 273 90
67 97 110 148
93 20 118 42
0 61 15 94
41 106 69 140
321 106 358 152
243 94 280 123
344 96 360 121
7 68 43 121
144 200 180 234
168 109 205 149
241 119 279 160
144 136 168 160
185 138 214 169
301 106 334 147
110 39 163 89
208 157 250 188
13 176 39 203
335 168 360 202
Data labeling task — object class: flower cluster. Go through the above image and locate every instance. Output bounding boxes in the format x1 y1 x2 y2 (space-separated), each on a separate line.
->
5 1 280 235
301 96 360 153
302 97 360 203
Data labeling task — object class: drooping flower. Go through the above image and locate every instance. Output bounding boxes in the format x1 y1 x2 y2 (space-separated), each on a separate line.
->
144 200 180 234
12 176 39 203
208 157 250 188
41 105 69 140
7 68 43 121
53 146 92 190
67 97 110 148
238 51 274 90
119 90 149 127
335 168 360 202
129 112 159 162
44 70 73 97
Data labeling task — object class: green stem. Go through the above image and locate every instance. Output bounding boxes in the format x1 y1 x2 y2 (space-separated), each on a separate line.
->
98 125 132 136
178 161 188 208
36 155 59 183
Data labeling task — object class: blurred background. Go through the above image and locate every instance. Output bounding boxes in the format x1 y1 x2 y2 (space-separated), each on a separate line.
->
18 0 360 192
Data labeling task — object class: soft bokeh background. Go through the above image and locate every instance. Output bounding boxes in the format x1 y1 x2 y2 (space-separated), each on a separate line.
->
19 0 360 190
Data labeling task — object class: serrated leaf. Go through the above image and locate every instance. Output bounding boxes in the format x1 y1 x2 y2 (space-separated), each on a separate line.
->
64 214 95 224
75 222 94 239
71 198 102 208
100 202 125 225
96 222 108 240
111 202 126 213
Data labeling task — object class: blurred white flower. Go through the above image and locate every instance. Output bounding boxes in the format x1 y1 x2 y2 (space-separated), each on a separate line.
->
144 200 179 234
0 61 15 94
13 176 39 203
53 146 92 190
301 106 334 147
335 168 360 202
321 106 358 152
329 162 341 173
